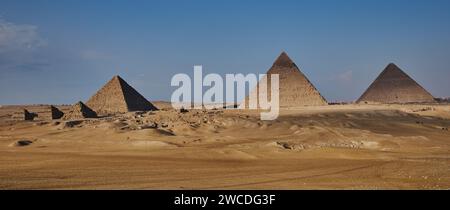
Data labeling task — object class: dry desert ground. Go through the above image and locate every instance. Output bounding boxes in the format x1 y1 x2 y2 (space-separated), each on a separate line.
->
0 102 449 189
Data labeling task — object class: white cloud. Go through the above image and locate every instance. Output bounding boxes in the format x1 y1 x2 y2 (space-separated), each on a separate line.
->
0 19 46 53
0 19 47 72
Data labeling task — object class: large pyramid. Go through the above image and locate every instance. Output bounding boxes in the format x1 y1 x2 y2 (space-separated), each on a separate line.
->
242 52 327 108
357 63 435 104
86 75 158 114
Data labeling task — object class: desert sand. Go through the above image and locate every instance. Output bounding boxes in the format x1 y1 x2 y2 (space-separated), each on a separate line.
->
0 102 449 189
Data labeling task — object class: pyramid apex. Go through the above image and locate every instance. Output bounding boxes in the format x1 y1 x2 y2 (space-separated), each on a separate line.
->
273 51 295 67
112 75 123 80
384 63 403 73
387 63 399 68
75 101 85 106
110 75 127 84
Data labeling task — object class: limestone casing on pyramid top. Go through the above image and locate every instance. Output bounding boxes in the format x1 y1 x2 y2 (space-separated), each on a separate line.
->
272 51 297 68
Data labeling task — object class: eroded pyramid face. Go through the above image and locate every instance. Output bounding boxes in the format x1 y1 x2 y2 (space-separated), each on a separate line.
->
86 76 158 114
243 52 328 108
358 63 435 104
63 101 97 120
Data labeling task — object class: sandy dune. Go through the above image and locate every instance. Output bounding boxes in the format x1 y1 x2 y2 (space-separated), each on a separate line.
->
0 103 449 189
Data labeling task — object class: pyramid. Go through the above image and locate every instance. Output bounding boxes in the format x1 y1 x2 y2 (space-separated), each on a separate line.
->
86 75 158 114
50 105 64 120
242 52 327 108
63 101 97 120
23 109 37 121
357 63 435 104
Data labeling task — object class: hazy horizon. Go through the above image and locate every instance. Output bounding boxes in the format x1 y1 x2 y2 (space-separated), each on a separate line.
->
1 0 450 105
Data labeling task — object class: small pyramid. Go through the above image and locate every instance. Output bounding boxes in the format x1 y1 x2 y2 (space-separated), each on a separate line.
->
357 63 435 104
63 101 97 120
243 52 327 108
86 75 158 114
23 109 37 121
50 105 64 120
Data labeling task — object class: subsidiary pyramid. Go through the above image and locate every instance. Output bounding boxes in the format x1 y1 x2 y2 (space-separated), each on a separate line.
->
86 75 158 114
50 105 64 120
63 101 97 120
23 109 37 121
357 63 435 104
242 52 327 108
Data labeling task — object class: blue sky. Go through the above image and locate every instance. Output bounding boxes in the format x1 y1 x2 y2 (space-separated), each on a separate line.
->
1 0 449 104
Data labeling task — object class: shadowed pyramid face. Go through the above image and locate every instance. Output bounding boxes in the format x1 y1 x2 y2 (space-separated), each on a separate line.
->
50 105 64 120
358 63 435 104
23 109 36 121
86 76 158 114
244 52 328 108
